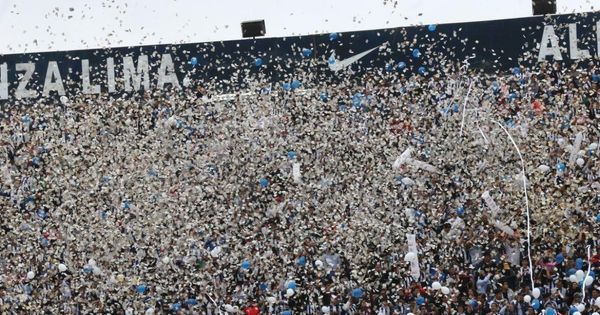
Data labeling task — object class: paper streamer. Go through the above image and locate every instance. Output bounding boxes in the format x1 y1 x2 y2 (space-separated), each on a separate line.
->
582 245 592 303
459 80 474 137
406 234 420 281
569 132 583 165
492 119 535 291
407 159 440 174
481 191 501 218
393 148 413 169
493 220 515 236
292 162 302 183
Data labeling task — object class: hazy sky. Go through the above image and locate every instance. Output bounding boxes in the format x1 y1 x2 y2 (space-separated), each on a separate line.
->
0 0 596 54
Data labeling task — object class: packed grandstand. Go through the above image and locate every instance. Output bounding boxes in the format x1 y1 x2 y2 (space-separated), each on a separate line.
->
0 7 600 315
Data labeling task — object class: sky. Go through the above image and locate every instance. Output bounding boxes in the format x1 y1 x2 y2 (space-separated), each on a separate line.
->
0 0 596 54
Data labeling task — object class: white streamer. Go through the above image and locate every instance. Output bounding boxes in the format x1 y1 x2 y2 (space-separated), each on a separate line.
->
582 245 592 303
491 119 535 291
569 132 583 165
406 234 420 281
459 81 474 137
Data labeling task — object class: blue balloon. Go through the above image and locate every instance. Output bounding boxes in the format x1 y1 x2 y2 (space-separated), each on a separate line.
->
351 288 363 298
338 104 347 112
255 58 263 67
282 82 291 91
469 299 478 308
575 258 583 269
37 209 48 219
567 268 577 276
385 63 393 72
319 92 328 102
287 280 297 290
186 298 198 305
352 93 362 108
412 48 422 58
532 299 540 310
40 238 49 247
457 206 465 216
291 79 301 90
557 162 566 172
297 256 306 266
397 61 406 70
190 57 198 66
453 103 460 112
416 296 425 305
508 92 517 100
596 213 600 222
136 284 147 294
329 32 338 41
241 260 251 269
259 282 268 290
491 81 500 91
418 66 427 75
591 74 599 83
171 302 181 312
83 266 93 274
259 178 269 188
545 307 557 315
569 306 578 314
328 55 336 65
512 67 520 75
428 24 437 32
122 200 130 209
302 48 312 57
555 253 565 264
282 311 292 315
288 151 297 160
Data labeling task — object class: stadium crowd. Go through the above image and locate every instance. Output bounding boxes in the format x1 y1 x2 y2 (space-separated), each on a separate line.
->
0 59 600 315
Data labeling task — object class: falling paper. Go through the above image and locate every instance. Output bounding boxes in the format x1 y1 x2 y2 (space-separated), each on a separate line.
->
393 147 413 169
481 191 501 218
493 220 515 236
292 162 302 183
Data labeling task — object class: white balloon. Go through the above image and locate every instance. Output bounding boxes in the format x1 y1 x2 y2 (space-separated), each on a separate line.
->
573 312 581 315
589 143 598 150
431 281 442 290
592 312 599 315
584 275 594 286
92 266 102 275
523 295 531 303
595 296 600 307
576 270 585 281
532 288 540 299
182 77 191 87
145 308 155 315
407 313 415 315
537 165 550 173
266 296 277 304
60 95 69 104
162 256 170 264
88 258 96 266
210 246 221 257
286 288 294 297
404 252 417 262
58 264 67 272
569 274 578 283
441 287 450 295
315 260 323 268
26 271 35 279
576 303 585 312
557 138 565 147
576 158 584 166
321 306 330 313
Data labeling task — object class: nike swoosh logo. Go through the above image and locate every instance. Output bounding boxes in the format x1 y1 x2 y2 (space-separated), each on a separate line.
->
328 45 381 72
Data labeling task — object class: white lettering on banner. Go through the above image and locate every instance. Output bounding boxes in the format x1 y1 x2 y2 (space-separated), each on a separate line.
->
568 23 591 60
0 63 7 100
107 57 116 93
42 61 65 96
81 59 100 94
15 63 36 99
157 54 180 90
122 55 150 92
406 234 420 281
538 25 563 61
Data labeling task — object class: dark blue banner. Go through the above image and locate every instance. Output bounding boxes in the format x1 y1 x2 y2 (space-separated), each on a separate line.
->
0 11 598 102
